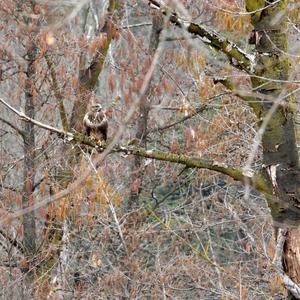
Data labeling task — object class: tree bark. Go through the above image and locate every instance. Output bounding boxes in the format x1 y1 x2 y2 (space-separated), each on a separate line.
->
245 0 300 225
42 1 121 296
22 42 38 290
129 12 163 206
283 229 300 286
70 0 117 132
245 0 300 296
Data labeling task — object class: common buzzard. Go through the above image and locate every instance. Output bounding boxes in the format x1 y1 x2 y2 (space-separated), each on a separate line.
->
83 104 108 141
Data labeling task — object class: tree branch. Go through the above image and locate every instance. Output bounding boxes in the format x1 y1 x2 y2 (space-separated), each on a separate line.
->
147 0 255 73
0 96 73 139
78 0 117 91
0 229 24 253
148 105 207 133
0 117 25 139
148 93 233 134
0 96 271 195
123 146 270 194
213 77 263 116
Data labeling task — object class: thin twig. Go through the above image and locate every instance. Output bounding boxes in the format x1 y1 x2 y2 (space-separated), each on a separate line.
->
0 117 25 139
147 0 255 73
148 93 230 133
0 229 24 253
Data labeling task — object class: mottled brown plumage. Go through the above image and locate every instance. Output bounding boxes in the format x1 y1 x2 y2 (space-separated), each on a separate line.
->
83 104 108 141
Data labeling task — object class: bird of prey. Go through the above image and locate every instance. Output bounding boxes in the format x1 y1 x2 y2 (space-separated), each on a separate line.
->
83 103 108 142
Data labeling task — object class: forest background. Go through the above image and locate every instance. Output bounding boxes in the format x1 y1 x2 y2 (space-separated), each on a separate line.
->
1 0 300 299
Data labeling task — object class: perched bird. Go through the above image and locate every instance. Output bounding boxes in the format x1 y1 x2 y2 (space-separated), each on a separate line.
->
83 103 108 142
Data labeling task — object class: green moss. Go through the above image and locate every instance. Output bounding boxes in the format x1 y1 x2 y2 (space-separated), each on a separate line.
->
253 172 273 195
252 54 289 90
245 0 265 23
247 0 288 30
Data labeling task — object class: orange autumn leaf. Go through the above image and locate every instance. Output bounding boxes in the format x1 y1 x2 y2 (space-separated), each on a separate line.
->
108 73 116 92
170 139 180 154
245 240 251 255
131 178 141 194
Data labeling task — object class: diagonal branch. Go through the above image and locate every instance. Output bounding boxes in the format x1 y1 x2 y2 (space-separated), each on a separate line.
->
78 0 117 91
213 77 263 116
0 117 25 139
0 96 73 139
0 229 24 253
148 96 222 134
0 96 271 195
122 146 270 194
147 0 255 73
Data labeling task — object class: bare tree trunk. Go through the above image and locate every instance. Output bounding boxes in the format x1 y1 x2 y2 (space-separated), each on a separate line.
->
22 44 38 291
42 1 121 294
70 0 117 132
129 12 163 206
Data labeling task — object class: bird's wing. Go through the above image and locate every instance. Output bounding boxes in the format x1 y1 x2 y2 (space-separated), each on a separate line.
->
83 112 92 127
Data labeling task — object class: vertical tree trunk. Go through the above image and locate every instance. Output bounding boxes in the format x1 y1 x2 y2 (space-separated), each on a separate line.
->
42 2 121 296
22 44 38 289
129 12 163 206
283 229 300 287
70 0 117 132
246 0 300 296
246 0 300 223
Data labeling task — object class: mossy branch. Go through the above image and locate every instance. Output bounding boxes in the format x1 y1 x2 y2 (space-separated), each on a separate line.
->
122 146 271 194
147 0 255 73
213 77 263 116
0 95 271 195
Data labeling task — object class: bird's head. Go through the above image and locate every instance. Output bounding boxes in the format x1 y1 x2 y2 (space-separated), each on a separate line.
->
91 103 103 112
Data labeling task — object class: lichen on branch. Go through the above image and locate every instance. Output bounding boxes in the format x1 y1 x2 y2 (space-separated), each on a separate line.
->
147 0 255 73
0 95 271 197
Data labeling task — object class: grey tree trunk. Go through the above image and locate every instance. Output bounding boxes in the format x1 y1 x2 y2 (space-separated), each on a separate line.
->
22 43 38 290
129 13 163 206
